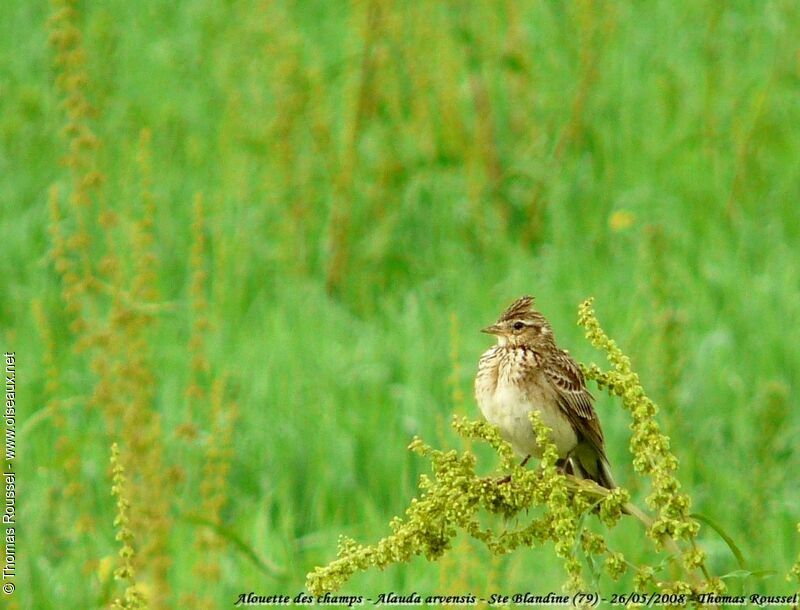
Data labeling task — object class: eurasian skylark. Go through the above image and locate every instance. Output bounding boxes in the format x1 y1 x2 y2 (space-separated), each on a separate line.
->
474 296 615 489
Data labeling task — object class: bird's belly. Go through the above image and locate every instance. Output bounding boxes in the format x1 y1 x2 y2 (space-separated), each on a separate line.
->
478 379 577 458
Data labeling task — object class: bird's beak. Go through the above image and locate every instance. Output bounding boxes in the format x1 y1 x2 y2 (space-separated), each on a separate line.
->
481 324 502 336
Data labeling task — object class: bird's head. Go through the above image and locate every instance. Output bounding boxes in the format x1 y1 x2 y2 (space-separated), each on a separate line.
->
481 295 555 348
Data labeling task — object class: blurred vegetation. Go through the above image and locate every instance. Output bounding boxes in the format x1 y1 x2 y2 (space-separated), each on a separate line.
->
2 0 800 607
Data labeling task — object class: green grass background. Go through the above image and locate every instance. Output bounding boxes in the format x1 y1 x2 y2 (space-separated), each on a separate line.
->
3 0 800 607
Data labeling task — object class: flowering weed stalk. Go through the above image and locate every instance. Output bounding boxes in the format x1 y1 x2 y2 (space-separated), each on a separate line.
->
109 443 148 610
306 300 737 601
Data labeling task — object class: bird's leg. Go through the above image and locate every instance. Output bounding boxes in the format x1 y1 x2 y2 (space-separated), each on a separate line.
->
556 457 573 476
493 454 533 485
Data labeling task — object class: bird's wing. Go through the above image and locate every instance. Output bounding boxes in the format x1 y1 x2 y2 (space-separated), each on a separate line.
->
544 349 607 457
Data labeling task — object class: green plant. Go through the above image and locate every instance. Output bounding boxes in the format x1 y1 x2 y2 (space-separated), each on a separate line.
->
306 299 734 601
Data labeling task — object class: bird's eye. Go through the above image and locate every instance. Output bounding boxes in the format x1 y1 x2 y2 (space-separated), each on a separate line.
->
513 322 524 330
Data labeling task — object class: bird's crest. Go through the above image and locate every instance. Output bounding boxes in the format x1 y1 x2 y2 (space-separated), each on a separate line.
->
498 295 537 322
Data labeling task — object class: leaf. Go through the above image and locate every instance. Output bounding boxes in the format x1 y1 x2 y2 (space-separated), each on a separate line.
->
691 512 746 569
720 569 778 581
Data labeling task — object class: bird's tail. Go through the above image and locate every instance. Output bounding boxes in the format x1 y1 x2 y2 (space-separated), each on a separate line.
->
569 443 616 490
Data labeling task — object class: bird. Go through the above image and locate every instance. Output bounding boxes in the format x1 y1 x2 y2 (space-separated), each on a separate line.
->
474 295 615 489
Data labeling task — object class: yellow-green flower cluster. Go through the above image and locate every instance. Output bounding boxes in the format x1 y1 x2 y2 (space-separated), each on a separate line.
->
605 551 627 581
307 413 630 595
109 443 148 610
306 430 485 595
578 300 702 564
578 300 725 600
